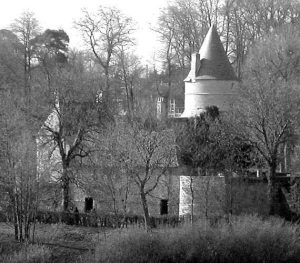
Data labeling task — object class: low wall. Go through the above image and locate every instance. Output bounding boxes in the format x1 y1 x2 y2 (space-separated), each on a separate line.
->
179 176 269 218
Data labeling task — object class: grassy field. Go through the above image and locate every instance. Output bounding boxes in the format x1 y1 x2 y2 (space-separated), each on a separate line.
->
1 215 300 262
0 222 116 262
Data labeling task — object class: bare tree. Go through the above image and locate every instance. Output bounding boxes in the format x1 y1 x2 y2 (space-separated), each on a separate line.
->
116 117 177 230
0 92 39 241
233 25 300 217
156 0 300 80
11 11 40 98
79 124 133 215
76 6 135 96
156 0 227 68
115 48 144 118
0 29 23 94
0 12 43 242
223 0 300 78
37 52 112 211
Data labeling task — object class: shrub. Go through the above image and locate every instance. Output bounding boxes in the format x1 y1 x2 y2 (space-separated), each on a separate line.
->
97 215 300 263
211 215 300 263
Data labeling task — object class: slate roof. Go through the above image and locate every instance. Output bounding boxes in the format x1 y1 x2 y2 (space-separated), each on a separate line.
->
186 24 237 81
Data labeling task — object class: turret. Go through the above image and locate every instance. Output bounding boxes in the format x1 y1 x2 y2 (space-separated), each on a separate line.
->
181 25 238 118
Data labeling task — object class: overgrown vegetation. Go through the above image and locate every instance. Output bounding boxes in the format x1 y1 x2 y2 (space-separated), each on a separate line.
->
1 215 300 263
97 215 300 263
0 244 51 263
0 222 98 263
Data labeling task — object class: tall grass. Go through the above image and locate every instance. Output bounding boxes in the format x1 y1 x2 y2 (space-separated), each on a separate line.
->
0 244 51 263
97 215 300 263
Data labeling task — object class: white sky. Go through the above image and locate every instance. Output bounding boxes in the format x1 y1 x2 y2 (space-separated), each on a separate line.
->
0 0 169 65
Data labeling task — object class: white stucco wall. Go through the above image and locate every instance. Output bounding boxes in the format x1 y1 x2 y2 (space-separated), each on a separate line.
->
179 176 192 216
36 107 62 181
181 80 237 117
179 175 225 218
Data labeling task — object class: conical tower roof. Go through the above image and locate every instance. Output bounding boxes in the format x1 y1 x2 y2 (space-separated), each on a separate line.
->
197 24 237 80
188 24 237 81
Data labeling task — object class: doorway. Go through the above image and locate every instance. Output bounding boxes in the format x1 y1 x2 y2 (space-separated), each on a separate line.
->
160 199 168 215
85 197 93 212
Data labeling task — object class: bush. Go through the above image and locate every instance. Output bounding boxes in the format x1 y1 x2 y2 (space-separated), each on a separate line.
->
97 215 300 263
31 210 181 228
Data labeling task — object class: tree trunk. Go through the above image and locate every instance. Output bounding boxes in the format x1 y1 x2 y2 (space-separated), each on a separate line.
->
24 184 31 240
140 189 151 231
13 194 19 241
123 176 130 214
104 67 110 93
221 170 233 224
18 201 23 242
112 194 117 215
62 167 70 211
190 177 194 224
125 84 131 118
32 180 40 243
268 162 280 216
204 176 211 220
129 84 134 114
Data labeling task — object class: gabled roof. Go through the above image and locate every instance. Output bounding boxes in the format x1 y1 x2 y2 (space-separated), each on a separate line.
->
185 24 237 81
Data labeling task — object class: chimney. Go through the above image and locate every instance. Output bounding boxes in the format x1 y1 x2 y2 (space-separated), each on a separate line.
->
191 53 201 77
185 53 201 82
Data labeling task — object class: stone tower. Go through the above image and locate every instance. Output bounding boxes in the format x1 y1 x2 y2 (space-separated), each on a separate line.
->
181 24 238 118
179 25 238 217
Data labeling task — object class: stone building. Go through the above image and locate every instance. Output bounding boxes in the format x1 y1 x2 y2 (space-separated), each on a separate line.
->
176 24 296 220
36 24 239 218
37 24 292 219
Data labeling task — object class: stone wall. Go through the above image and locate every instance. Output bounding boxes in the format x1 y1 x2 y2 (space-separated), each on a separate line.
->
179 176 225 218
71 175 272 218
73 173 180 217
42 171 272 218
230 178 269 216
179 176 270 219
